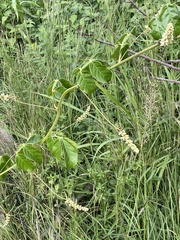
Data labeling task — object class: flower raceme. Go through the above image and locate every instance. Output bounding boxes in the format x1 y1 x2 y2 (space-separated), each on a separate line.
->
160 23 174 46
65 197 89 212
117 128 139 154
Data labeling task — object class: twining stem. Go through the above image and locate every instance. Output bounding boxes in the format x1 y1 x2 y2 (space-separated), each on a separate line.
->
0 85 78 177
0 164 16 177
40 85 78 144
109 43 159 69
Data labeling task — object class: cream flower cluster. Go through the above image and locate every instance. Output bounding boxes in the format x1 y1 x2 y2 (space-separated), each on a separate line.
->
160 23 174 46
76 106 90 123
65 198 89 212
117 128 139 154
0 213 10 228
0 93 16 101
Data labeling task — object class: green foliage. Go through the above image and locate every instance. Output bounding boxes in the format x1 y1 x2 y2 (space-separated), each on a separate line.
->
74 59 113 95
0 0 44 46
112 34 130 61
0 1 180 239
0 154 12 180
12 0 24 23
48 79 74 99
15 144 42 172
88 60 112 83
76 69 96 95
46 136 62 162
46 134 78 168
62 136 78 168
1 2 179 175
148 4 180 40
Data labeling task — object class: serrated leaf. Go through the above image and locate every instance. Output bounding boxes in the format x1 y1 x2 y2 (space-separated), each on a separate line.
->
62 137 78 168
16 150 35 172
46 137 62 162
0 154 12 181
23 145 43 165
77 71 96 95
89 61 112 83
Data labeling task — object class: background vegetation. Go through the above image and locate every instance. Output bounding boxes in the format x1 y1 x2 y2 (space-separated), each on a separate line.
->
0 0 180 239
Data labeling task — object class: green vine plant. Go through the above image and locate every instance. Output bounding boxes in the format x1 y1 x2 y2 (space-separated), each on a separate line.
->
0 3 180 181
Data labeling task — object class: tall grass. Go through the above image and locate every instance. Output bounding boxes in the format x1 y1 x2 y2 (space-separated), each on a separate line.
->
0 0 180 239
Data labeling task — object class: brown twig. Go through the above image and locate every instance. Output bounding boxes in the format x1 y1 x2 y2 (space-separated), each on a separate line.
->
78 32 180 72
165 59 180 63
128 50 180 71
94 39 180 71
152 77 180 84
94 38 115 47
127 0 147 16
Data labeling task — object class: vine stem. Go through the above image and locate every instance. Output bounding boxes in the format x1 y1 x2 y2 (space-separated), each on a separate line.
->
109 43 159 69
40 85 78 144
0 86 78 177
0 164 16 177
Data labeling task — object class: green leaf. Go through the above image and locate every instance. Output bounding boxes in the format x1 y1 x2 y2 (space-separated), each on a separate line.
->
48 80 58 96
73 67 80 75
16 150 35 172
62 137 78 168
11 0 24 23
1 10 12 25
70 14 77 24
77 71 96 95
59 79 74 89
112 34 130 60
0 154 12 181
46 137 62 162
26 134 41 144
148 4 180 40
54 85 68 98
112 44 129 61
23 145 43 165
89 60 112 83
48 79 73 99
